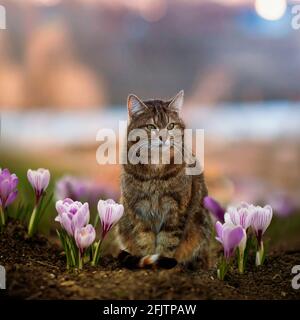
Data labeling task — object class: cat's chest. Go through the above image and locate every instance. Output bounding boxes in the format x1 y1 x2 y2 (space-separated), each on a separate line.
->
133 181 182 233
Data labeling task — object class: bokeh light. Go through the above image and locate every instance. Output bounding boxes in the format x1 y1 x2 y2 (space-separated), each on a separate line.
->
31 0 61 5
255 0 287 21
138 0 167 23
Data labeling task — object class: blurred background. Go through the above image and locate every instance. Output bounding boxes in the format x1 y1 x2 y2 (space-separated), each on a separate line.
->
0 0 300 247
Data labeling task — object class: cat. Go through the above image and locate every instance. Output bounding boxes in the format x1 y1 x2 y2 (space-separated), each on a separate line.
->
115 90 212 269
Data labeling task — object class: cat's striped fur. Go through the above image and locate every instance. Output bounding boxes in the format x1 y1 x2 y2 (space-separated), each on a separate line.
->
116 91 212 269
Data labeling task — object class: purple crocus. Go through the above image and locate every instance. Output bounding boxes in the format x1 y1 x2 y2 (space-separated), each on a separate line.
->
27 168 50 204
75 224 96 256
215 221 244 260
224 202 253 273
92 199 124 266
27 168 51 237
250 204 273 266
0 168 18 226
251 204 273 244
0 168 18 209
55 198 90 237
55 175 118 212
203 196 225 223
97 199 124 239
55 176 88 202
224 202 253 230
267 192 296 217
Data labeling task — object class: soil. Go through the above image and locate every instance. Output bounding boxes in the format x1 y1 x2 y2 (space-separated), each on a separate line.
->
1 220 300 300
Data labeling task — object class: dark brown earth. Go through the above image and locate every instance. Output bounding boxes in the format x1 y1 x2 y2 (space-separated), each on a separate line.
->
1 220 300 300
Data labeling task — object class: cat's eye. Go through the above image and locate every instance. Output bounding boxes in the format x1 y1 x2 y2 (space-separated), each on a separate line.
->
146 124 156 130
167 123 175 130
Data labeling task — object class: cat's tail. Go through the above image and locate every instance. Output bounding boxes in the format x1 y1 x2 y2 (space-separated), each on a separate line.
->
118 250 177 269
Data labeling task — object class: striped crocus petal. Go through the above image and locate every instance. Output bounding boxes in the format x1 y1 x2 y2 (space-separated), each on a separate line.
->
97 199 124 239
55 198 90 237
251 205 273 242
101 206 113 235
27 168 50 199
75 224 96 254
224 202 253 230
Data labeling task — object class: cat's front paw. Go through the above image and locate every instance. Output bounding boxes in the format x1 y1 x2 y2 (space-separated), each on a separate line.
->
157 256 178 269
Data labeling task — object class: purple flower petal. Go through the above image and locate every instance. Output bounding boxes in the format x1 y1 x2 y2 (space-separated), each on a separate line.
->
0 168 18 209
215 221 223 241
27 168 50 199
215 221 245 260
55 175 118 210
97 199 124 239
55 198 90 237
75 224 96 254
5 190 18 207
251 204 273 241
60 211 74 236
72 203 90 231
223 226 244 259
203 196 225 223
224 203 253 230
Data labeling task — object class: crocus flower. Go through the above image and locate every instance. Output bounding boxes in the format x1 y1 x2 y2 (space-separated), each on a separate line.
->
75 224 96 256
55 176 87 202
203 196 225 223
0 168 18 226
55 198 90 237
97 199 124 239
251 204 273 244
92 199 124 266
267 192 296 217
55 175 118 212
224 202 253 230
215 221 244 280
215 221 244 260
0 168 18 209
27 168 51 237
27 168 50 204
250 204 273 266
224 202 254 273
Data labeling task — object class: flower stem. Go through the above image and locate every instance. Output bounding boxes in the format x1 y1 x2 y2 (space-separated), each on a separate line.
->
78 250 83 269
217 257 229 280
68 237 77 267
256 241 264 266
0 206 5 227
28 206 38 237
238 248 245 274
91 240 102 266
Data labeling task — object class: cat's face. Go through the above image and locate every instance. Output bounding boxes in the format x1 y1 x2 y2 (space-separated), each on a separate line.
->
126 91 185 164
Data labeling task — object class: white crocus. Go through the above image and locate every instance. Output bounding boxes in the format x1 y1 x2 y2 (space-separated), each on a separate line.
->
250 205 273 266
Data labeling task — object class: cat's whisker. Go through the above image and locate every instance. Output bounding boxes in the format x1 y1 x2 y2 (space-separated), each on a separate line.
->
172 142 196 165
127 140 150 164
129 140 149 152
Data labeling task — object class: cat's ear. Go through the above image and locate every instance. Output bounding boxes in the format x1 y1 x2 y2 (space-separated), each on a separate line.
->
127 94 148 118
168 90 184 112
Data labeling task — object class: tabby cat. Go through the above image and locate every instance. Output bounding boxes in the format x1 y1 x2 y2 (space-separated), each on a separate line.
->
115 90 212 269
